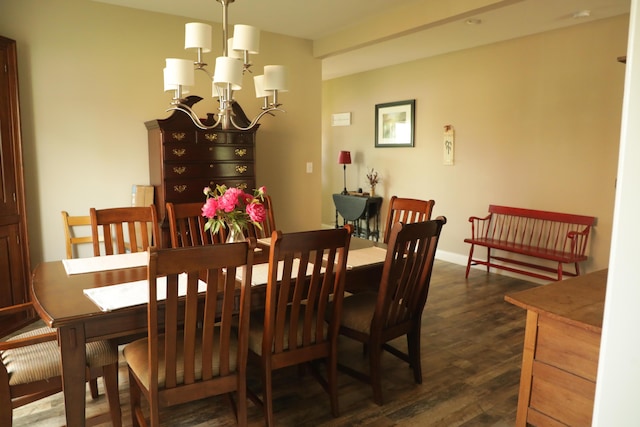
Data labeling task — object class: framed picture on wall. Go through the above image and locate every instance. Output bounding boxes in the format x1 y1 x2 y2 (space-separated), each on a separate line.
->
375 99 415 147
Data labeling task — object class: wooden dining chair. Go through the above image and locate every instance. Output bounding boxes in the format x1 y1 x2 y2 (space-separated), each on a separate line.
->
382 196 435 243
247 226 352 426
166 202 225 248
337 217 446 405
0 303 122 426
61 211 94 259
90 205 160 256
246 195 276 240
123 241 255 427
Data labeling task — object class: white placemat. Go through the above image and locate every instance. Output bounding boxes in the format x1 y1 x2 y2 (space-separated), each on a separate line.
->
83 273 207 312
63 252 148 275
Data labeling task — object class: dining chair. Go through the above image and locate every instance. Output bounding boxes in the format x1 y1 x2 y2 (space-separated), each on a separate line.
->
0 303 122 426
337 217 446 405
246 195 276 240
61 211 93 259
165 201 225 248
90 205 160 256
382 196 435 243
247 226 352 426
123 240 255 427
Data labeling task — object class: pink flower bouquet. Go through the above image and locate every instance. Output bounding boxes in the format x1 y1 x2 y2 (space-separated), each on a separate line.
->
201 184 267 235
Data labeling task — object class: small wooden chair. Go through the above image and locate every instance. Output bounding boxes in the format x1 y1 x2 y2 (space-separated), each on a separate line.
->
0 303 122 426
90 205 160 256
247 226 352 426
123 241 255 427
61 211 93 259
337 217 446 405
166 202 223 248
383 196 435 243
246 195 277 240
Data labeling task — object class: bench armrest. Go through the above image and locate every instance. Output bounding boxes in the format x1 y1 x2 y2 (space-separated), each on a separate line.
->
566 226 592 258
468 213 492 239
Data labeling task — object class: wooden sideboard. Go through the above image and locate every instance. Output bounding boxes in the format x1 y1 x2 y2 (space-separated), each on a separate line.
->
146 97 257 247
505 269 607 426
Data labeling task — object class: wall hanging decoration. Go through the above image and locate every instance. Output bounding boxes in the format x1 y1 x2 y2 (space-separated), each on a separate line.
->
375 99 415 147
444 124 454 165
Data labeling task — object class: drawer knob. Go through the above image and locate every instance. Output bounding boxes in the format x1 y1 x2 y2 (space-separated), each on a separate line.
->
235 148 247 157
235 165 248 174
172 148 186 157
173 185 187 193
173 166 186 174
205 133 218 142
171 132 186 141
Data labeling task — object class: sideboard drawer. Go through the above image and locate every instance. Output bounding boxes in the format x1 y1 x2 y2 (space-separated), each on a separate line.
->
163 178 256 203
198 131 255 145
164 162 254 179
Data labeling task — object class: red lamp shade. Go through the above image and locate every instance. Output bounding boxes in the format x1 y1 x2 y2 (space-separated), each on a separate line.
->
337 151 352 165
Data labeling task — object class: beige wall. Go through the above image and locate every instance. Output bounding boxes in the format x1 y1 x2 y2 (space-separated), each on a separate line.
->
322 16 628 277
0 0 321 263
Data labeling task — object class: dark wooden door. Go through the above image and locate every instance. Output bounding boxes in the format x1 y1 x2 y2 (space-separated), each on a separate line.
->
0 36 32 336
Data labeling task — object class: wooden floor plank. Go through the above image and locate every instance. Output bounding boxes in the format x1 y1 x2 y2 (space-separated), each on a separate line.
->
10 260 538 426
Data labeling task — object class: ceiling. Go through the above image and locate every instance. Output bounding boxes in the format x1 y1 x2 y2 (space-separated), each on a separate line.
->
94 0 630 80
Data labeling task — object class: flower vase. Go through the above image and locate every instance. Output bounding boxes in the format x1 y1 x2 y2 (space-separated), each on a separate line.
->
370 186 376 197
226 226 246 243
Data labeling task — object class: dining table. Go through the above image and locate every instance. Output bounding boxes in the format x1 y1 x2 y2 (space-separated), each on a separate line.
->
30 236 387 427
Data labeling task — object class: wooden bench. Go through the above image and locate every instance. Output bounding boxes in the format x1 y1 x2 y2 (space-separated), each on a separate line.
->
464 205 596 281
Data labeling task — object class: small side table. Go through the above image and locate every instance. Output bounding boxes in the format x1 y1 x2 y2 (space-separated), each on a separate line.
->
333 193 383 241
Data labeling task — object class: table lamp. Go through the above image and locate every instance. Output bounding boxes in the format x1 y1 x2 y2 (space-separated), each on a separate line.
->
338 151 352 195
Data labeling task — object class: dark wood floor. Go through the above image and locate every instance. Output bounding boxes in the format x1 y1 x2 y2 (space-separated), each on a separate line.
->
11 261 538 426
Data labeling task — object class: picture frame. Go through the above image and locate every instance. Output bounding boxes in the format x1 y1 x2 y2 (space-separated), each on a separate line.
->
375 99 415 147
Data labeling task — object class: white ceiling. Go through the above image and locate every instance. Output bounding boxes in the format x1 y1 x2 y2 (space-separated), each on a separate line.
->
94 0 630 80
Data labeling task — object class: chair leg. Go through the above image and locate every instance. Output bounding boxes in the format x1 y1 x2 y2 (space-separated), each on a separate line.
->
128 370 142 427
369 342 384 406
89 378 99 399
262 364 275 427
328 353 340 417
102 363 122 427
407 327 423 384
465 244 475 278
236 376 248 427
0 367 12 427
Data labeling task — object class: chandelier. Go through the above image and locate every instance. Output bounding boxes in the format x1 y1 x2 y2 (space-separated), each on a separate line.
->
163 0 288 131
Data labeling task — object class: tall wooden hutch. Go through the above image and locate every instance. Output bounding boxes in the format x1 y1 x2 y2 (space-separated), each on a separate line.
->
0 36 32 336
146 96 257 247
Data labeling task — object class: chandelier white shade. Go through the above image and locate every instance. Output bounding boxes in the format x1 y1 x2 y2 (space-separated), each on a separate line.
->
164 0 288 131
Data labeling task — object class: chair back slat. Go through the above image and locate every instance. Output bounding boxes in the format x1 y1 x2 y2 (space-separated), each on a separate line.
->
383 196 435 243
90 205 160 256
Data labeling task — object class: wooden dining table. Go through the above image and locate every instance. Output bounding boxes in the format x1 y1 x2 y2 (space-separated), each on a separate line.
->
30 237 386 427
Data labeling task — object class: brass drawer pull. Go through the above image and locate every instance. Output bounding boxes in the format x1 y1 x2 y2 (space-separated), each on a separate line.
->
172 148 186 157
173 185 187 193
172 166 186 174
205 133 217 142
171 132 186 141
235 148 247 157
235 165 248 174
